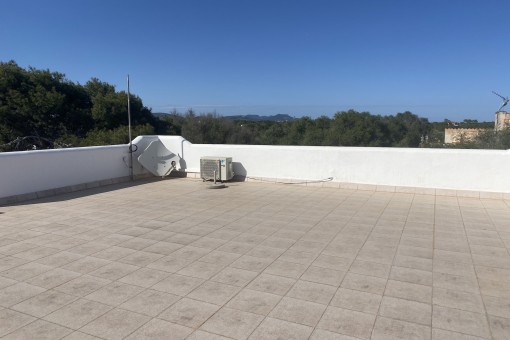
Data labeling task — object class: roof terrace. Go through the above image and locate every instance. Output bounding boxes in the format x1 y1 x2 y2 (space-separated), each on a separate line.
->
1 177 510 339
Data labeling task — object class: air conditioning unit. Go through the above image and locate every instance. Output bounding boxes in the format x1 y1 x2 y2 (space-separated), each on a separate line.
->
200 156 234 182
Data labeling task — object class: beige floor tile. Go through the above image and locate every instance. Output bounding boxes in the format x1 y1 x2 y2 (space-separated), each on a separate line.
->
0 276 17 289
186 330 232 339
119 289 180 317
384 279 431 304
488 315 510 340
53 274 110 297
88 262 139 280
389 266 432 286
167 245 211 261
341 272 387 295
84 281 144 306
317 306 376 339
475 265 510 282
433 287 484 313
190 237 229 250
210 266 258 287
187 281 240 305
226 288 281 315
433 272 480 294
247 273 296 295
91 246 136 261
66 242 111 257
0 308 36 337
0 282 46 307
278 249 316 265
0 242 39 256
5 178 510 340
378 296 431 326
432 305 490 338
478 278 510 298
248 317 313 340
177 260 226 279
124 318 193 340
25 268 81 289
151 273 204 296
200 307 264 340
472 254 510 269
165 233 201 245
433 259 476 278
0 261 53 281
217 241 255 255
12 246 60 261
1 319 73 340
331 288 382 314
159 298 220 328
12 289 77 317
349 259 391 278
397 245 433 260
118 251 164 267
301 265 346 286
286 280 336 305
79 308 151 340
43 298 111 329
372 316 431 340
268 296 326 327
146 255 189 272
142 241 184 256
263 260 308 279
230 255 273 272
200 250 241 266
61 256 111 274
311 254 352 271
118 237 158 250
309 328 362 339
36 251 82 267
483 295 510 318
431 328 486 340
434 249 473 264
0 256 28 272
118 267 170 288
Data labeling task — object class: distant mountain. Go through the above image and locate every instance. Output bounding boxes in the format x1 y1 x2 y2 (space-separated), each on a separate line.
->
152 112 296 122
152 112 169 117
225 114 296 122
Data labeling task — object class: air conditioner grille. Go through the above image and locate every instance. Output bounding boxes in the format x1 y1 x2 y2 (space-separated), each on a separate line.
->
200 156 233 181
200 159 220 180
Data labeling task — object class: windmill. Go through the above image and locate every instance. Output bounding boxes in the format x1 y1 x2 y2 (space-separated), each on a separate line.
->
492 91 509 112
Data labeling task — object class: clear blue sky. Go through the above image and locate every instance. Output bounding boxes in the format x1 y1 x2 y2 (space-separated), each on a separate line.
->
1 0 509 121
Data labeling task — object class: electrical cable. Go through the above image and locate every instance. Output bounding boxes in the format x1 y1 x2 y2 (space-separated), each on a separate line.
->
245 176 334 185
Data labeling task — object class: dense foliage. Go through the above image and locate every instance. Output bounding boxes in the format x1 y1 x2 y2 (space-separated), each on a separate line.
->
0 61 166 151
1 61 508 151
161 109 431 147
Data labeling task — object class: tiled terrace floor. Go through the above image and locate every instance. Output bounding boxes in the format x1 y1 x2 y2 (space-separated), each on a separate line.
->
1 179 510 339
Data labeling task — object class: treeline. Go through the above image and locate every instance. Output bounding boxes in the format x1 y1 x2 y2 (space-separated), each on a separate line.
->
0 61 168 151
1 61 508 151
162 110 431 147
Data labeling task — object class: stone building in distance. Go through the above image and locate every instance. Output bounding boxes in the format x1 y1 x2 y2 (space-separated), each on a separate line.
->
444 110 510 145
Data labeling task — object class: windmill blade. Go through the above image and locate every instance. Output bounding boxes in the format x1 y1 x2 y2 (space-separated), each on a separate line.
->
492 91 505 100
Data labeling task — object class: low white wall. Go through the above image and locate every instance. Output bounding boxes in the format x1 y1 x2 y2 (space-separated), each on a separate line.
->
0 145 130 198
154 136 510 193
2 135 509 201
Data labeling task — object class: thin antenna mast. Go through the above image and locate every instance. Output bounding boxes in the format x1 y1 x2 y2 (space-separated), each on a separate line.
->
127 75 133 181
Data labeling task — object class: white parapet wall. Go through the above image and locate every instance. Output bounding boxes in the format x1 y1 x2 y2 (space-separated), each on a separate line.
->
1 135 510 203
152 135 510 194
0 145 130 201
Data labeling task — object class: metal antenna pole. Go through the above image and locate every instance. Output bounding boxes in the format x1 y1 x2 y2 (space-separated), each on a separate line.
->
127 75 133 181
